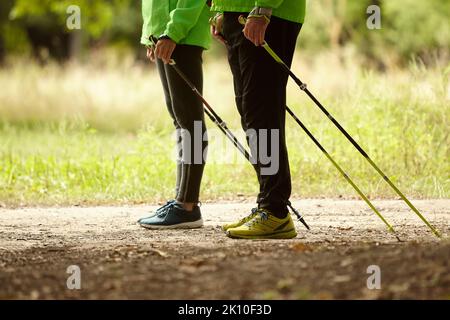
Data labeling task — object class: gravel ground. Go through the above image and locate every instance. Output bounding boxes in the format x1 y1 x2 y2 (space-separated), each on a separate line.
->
0 199 449 299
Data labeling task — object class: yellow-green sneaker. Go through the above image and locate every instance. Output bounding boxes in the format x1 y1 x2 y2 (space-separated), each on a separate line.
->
222 208 259 231
226 209 297 239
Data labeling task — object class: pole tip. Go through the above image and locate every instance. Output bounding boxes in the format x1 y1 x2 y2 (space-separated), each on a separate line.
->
299 218 310 230
433 229 442 238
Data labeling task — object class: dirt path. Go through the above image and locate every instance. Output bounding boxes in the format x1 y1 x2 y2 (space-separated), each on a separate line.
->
0 199 449 299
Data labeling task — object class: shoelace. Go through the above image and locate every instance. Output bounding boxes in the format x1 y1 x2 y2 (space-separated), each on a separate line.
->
237 208 258 225
245 209 269 227
156 200 175 213
157 201 177 218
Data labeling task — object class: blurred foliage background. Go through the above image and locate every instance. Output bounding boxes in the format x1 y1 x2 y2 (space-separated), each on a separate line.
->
1 0 449 67
0 0 449 206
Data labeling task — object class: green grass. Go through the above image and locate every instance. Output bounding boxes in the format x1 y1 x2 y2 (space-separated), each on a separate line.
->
0 54 448 206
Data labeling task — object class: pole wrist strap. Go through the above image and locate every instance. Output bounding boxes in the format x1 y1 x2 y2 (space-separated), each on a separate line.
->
248 7 272 23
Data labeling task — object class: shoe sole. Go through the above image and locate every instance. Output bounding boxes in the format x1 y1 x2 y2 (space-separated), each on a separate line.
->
226 228 298 239
222 219 255 232
139 219 204 230
222 225 237 232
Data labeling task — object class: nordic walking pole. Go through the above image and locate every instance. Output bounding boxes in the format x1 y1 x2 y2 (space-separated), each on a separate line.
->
261 42 441 238
237 16 440 237
286 107 398 238
232 16 395 235
168 59 311 230
264 43 440 237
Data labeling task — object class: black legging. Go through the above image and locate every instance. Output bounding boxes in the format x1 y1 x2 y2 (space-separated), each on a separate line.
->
223 13 302 217
156 45 207 203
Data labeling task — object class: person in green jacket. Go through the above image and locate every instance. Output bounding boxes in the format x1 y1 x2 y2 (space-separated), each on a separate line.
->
138 0 211 229
211 0 306 239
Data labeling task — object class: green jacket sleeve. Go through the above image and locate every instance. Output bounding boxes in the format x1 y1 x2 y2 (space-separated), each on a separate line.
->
255 0 285 9
164 0 206 43
141 0 152 46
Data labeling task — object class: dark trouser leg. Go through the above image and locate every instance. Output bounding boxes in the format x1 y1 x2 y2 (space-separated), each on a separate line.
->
156 45 207 203
223 13 301 217
157 58 182 198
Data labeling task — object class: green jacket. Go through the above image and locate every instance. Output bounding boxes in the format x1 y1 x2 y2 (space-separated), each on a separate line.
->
141 0 212 49
211 0 306 24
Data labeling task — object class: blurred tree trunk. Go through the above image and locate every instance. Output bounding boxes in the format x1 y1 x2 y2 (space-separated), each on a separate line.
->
69 31 83 61
328 0 346 49
26 23 70 63
0 0 14 64
0 37 4 64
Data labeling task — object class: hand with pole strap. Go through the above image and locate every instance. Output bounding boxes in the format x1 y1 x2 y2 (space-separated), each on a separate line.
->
242 15 270 46
238 16 440 238
155 37 176 64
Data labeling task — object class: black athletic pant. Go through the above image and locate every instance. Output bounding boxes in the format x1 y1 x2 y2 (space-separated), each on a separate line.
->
156 45 207 203
223 13 302 216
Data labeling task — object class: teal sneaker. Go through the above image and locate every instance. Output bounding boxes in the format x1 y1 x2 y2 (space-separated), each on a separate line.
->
137 200 176 224
138 203 203 229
